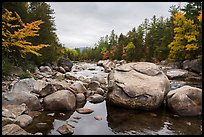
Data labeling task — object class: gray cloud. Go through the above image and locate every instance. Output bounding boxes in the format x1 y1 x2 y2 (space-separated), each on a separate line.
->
48 2 187 49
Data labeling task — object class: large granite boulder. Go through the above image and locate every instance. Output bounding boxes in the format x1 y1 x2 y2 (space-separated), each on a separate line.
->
166 85 202 116
2 92 42 111
2 78 41 111
107 62 170 110
43 90 76 111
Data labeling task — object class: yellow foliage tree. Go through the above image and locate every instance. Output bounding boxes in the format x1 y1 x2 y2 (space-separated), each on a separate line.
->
122 42 136 61
168 11 200 61
197 10 202 22
2 9 49 58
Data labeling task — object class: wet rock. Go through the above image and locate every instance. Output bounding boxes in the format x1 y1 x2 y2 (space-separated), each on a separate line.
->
166 69 188 79
36 123 48 129
34 66 41 74
78 76 91 83
39 84 56 97
2 81 12 92
2 92 41 111
50 79 72 91
76 101 86 109
39 66 52 73
70 81 87 94
88 81 100 91
2 124 33 135
87 94 105 104
170 80 186 90
2 117 17 126
160 60 168 65
16 114 33 128
107 62 170 110
101 84 108 93
55 72 65 81
33 80 56 97
76 107 94 114
166 85 202 116
2 103 27 119
97 59 114 73
73 116 81 120
63 66 71 72
184 71 202 82
91 75 106 84
65 72 78 80
94 115 102 120
43 90 76 111
96 87 105 96
58 66 66 74
34 132 43 135
35 73 44 79
57 124 74 135
10 78 36 93
58 58 73 72
97 60 104 66
9 66 24 76
47 113 55 116
167 61 182 69
84 90 94 98
26 111 41 118
183 59 202 73
33 80 47 92
76 93 86 103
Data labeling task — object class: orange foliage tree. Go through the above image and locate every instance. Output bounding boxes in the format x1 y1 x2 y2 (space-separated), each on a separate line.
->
2 9 49 59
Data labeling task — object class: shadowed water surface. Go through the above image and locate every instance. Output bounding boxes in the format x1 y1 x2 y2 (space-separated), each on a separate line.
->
24 101 202 135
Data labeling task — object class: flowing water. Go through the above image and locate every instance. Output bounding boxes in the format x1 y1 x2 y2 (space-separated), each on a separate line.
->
24 62 202 135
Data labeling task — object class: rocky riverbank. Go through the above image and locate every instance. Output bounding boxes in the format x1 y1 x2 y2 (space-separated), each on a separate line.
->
2 59 202 135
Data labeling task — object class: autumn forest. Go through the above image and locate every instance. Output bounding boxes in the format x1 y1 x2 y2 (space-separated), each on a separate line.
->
2 2 202 76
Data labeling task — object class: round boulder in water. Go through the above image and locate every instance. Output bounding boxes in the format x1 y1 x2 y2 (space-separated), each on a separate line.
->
106 62 170 110
166 85 202 116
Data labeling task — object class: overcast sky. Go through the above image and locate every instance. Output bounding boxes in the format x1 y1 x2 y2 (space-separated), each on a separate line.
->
48 2 187 49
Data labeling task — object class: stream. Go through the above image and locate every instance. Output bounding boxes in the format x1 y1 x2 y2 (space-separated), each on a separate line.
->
24 62 202 135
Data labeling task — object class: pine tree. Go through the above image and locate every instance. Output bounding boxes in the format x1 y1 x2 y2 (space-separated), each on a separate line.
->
28 2 64 64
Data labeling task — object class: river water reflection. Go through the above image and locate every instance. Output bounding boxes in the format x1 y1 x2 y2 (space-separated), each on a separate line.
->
24 62 202 135
24 100 202 135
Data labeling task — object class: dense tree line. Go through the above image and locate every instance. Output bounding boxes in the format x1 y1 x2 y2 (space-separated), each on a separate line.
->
2 2 202 76
78 2 202 63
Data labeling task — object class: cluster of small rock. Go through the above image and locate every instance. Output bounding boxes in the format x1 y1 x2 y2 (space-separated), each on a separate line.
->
2 59 202 135
2 59 108 135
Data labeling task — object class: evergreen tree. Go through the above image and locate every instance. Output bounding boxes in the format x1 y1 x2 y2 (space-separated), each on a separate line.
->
28 2 64 64
2 2 29 22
